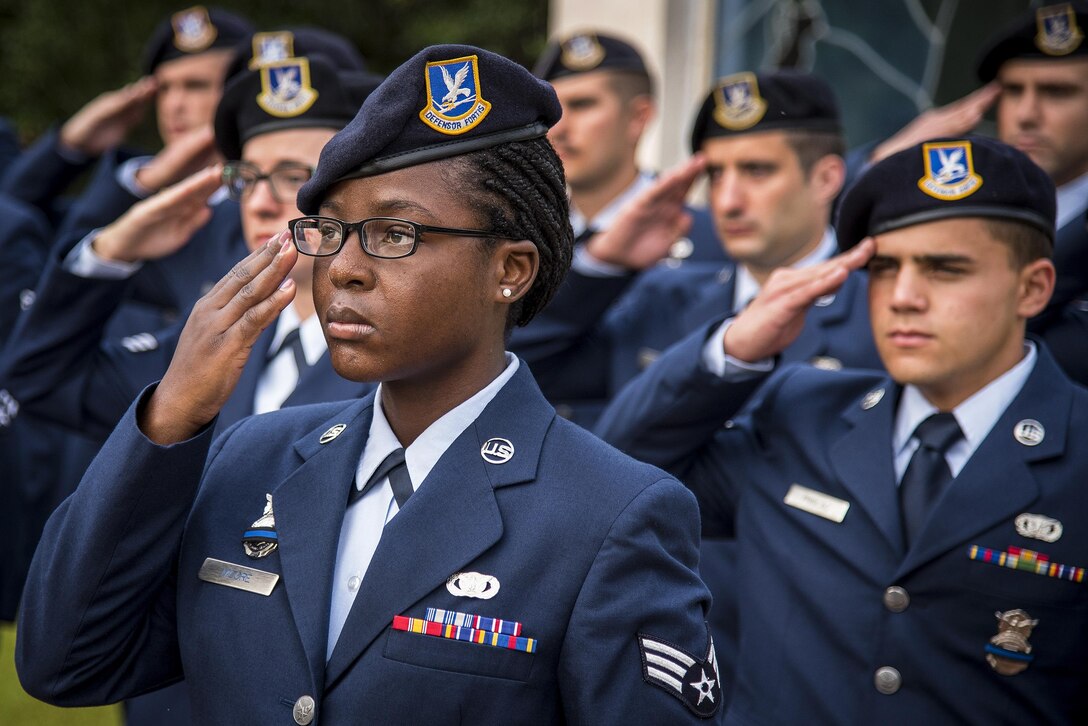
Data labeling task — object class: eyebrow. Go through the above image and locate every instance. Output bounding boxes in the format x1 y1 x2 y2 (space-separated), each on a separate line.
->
320 197 434 219
913 254 974 265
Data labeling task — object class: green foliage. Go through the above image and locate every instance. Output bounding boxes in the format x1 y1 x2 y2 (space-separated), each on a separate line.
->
0 0 547 146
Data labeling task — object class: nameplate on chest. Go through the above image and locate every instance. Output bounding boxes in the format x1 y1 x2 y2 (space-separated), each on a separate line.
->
783 484 850 523
198 557 280 596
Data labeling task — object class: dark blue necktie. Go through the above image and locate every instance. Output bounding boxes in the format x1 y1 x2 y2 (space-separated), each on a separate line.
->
899 412 963 546
267 327 308 375
347 447 414 509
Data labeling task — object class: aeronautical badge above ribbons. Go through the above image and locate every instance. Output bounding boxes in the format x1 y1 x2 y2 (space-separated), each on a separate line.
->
249 31 295 69
419 55 492 135
638 627 721 718
242 494 278 558
713 72 768 131
257 58 319 118
917 140 982 201
172 6 217 53
1036 3 1084 55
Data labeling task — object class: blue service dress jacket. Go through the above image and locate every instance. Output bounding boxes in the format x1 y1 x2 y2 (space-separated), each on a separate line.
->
17 364 722 724
0 127 101 227
597 328 1088 725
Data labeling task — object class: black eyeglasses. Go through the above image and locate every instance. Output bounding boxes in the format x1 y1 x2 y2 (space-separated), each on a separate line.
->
288 216 506 259
222 162 314 204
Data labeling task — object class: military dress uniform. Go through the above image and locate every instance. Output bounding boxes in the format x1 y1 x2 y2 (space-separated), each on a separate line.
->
598 137 1088 724
16 44 723 725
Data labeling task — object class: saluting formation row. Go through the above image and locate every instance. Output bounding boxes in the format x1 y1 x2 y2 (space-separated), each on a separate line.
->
0 2 1086 725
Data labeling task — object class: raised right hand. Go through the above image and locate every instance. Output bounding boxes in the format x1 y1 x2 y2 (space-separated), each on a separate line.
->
58 77 158 158
139 232 298 444
134 125 219 193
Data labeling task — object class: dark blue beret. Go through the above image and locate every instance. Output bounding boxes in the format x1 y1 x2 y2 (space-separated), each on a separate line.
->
214 55 381 160
142 6 253 74
836 136 1056 250
690 70 841 152
532 32 649 81
226 27 369 80
977 1 1088 82
297 44 561 215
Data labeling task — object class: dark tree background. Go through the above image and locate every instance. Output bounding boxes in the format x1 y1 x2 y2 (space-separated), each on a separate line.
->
0 0 548 149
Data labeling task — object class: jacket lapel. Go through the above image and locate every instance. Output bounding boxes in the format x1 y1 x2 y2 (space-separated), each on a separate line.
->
681 265 736 332
897 350 1068 577
783 272 861 365
286 351 374 407
828 379 905 557
271 397 375 697
324 364 554 688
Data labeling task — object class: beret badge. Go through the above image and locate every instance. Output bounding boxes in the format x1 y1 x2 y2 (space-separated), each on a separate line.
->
257 58 319 119
712 73 768 131
917 140 983 201
171 6 217 53
560 34 606 72
1035 3 1084 55
420 55 492 135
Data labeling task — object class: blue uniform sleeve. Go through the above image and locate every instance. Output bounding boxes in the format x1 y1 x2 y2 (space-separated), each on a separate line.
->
15 386 224 706
0 128 93 220
560 476 723 723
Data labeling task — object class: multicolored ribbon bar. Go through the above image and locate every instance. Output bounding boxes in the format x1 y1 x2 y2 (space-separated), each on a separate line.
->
968 545 1084 582
392 615 537 653
424 607 523 636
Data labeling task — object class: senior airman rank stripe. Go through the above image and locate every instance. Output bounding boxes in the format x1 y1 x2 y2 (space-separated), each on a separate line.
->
968 545 1085 582
392 615 536 653
424 607 523 636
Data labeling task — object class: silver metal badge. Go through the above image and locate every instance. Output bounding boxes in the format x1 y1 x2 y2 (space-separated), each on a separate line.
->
121 333 158 353
243 494 278 558
861 388 885 410
446 571 500 599
18 289 34 310
0 389 19 427
1015 513 1063 543
1013 419 1045 446
319 423 347 444
986 609 1038 676
813 294 836 307
668 238 694 261
481 438 514 464
292 695 316 725
197 557 280 596
809 356 843 371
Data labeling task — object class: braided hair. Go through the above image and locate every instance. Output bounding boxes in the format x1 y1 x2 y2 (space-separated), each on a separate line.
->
443 136 574 330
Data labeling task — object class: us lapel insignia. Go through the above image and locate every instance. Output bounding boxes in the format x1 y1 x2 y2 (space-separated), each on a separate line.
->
480 438 514 464
319 423 347 444
1015 512 1063 543
638 628 721 717
860 388 885 410
809 356 843 372
447 571 501 599
242 494 278 558
986 609 1038 676
1013 419 1045 446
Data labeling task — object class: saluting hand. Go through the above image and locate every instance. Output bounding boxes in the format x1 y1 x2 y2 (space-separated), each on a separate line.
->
869 83 1001 164
584 155 706 270
92 165 222 263
139 232 298 445
723 239 875 363
135 125 220 193
58 77 158 158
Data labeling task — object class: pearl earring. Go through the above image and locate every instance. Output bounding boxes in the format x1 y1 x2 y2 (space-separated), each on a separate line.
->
502 288 513 298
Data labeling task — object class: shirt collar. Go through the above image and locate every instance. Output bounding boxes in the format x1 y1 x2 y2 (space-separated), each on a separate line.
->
269 307 327 367
893 342 1037 457
355 353 520 492
1056 170 1088 231
733 227 838 310
570 172 656 237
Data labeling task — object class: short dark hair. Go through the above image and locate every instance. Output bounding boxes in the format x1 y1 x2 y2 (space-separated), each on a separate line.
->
781 129 846 174
606 69 654 102
984 218 1052 268
445 137 574 330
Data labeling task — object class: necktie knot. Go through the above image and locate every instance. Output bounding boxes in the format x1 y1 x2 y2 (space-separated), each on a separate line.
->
348 447 414 509
267 327 310 375
913 412 962 453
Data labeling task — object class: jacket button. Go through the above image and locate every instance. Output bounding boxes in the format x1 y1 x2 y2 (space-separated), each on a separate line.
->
874 666 901 694
293 695 316 725
883 585 910 613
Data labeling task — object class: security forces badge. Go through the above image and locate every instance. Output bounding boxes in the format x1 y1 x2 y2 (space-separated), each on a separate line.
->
917 140 983 201
1036 3 1084 56
242 494 278 558
171 6 217 53
249 31 295 70
713 72 768 131
638 628 721 717
258 58 319 118
559 34 606 71
986 609 1038 676
420 55 492 135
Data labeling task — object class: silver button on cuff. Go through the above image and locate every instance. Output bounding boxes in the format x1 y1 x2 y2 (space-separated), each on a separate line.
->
293 695 316 725
874 666 902 694
883 586 910 613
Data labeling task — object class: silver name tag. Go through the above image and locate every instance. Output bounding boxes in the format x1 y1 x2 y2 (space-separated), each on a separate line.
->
783 484 850 523
198 557 280 596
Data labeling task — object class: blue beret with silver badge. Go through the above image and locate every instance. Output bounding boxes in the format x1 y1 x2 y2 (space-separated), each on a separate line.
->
835 135 1056 251
296 44 562 215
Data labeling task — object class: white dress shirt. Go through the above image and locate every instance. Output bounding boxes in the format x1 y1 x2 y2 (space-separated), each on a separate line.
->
252 307 327 415
1056 170 1088 232
326 353 520 658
